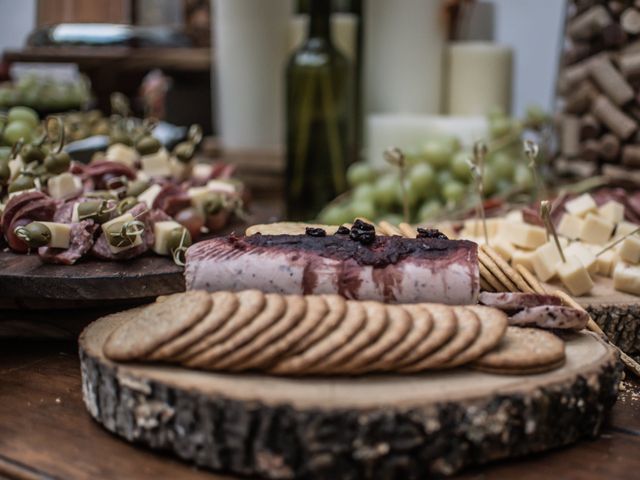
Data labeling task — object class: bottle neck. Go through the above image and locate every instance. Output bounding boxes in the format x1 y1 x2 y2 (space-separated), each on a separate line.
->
308 0 331 41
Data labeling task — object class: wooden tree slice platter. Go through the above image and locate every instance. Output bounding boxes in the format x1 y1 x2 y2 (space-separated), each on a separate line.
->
80 314 622 479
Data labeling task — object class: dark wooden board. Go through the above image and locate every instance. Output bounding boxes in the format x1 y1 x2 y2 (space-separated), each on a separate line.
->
79 314 622 479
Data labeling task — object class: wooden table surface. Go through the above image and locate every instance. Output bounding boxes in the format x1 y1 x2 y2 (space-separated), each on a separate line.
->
0 337 638 480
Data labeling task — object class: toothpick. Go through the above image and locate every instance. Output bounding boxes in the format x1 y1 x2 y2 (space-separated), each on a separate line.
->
540 200 566 262
524 140 545 202
384 147 409 223
468 141 489 245
596 226 640 257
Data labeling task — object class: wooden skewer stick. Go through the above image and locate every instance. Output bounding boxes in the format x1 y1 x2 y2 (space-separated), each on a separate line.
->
468 141 489 245
384 147 409 224
524 140 546 203
596 226 640 257
540 200 566 262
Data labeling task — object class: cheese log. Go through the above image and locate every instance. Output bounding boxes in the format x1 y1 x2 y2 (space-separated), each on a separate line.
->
153 220 183 255
101 213 143 254
565 193 597 218
614 262 640 295
47 173 82 200
38 221 71 249
557 254 594 296
185 235 480 304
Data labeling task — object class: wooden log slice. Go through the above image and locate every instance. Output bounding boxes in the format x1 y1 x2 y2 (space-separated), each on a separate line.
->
79 314 622 479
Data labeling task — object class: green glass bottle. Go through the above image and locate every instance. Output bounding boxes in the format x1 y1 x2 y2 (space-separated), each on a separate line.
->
286 0 354 221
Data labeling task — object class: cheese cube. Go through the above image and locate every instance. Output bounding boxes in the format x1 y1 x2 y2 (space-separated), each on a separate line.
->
505 210 523 223
499 221 547 249
192 163 214 182
206 179 238 195
565 242 598 275
101 213 143 254
105 143 138 168
141 148 171 177
613 262 640 296
491 237 516 262
38 222 71 249
8 157 24 181
137 184 163 209
613 221 639 241
557 214 584 240
579 213 614 245
532 242 563 281
188 186 220 215
565 193 597 218
47 173 83 200
598 200 625 224
619 235 640 264
153 220 183 255
557 254 594 296
511 249 537 272
596 249 617 277
169 157 190 180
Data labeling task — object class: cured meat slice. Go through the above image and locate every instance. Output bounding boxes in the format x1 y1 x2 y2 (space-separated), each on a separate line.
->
1 191 49 235
83 160 136 190
5 195 56 253
508 305 589 330
478 292 562 311
38 220 99 265
185 234 480 304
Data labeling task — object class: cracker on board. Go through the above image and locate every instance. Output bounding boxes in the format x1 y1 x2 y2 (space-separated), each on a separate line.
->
481 245 534 294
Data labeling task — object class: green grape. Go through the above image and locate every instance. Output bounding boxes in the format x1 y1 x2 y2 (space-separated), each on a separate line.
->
422 139 451 169
404 147 427 167
417 199 443 221
0 146 10 160
441 136 461 154
525 105 548 128
373 173 399 208
353 183 376 203
490 151 515 180
8 107 39 128
482 164 497 196
350 199 376 220
407 163 435 194
3 121 32 145
436 169 454 187
489 116 512 138
487 106 506 123
514 163 534 189
451 151 471 182
442 181 466 205
347 162 376 187
319 204 353 225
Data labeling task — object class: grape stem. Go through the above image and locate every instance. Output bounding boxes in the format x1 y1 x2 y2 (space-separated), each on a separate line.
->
383 147 409 223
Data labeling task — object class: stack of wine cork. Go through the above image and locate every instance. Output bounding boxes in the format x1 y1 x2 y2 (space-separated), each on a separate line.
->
557 0 640 170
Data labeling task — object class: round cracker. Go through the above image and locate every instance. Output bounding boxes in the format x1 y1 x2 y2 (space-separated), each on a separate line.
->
220 295 308 371
478 261 507 292
440 305 508 368
481 245 534 294
309 301 389 374
289 294 347 354
185 293 286 368
176 290 265 361
148 291 239 361
240 295 329 370
473 358 566 375
345 304 413 374
103 291 212 362
270 301 365 375
472 326 565 372
393 304 457 369
399 306 480 372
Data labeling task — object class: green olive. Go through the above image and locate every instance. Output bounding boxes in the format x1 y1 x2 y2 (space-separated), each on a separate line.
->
174 141 195 163
85 190 116 200
44 151 71 174
126 179 150 197
0 159 10 185
21 144 46 164
109 131 132 147
166 226 192 265
117 196 138 215
135 135 161 155
0 146 11 161
8 174 36 193
14 222 51 248
77 199 114 223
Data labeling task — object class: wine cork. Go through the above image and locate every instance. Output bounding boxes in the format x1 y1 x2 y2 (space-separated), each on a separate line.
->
603 23 627 48
619 51 640 78
599 133 621 162
592 94 638 139
609 1 627 16
558 58 593 94
589 56 634 105
581 138 601 163
579 113 601 140
564 79 598 114
567 5 612 40
621 8 640 34
563 42 593 66
622 144 640 167
561 115 581 157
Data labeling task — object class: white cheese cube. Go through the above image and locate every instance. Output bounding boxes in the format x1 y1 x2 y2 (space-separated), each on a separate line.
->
137 184 163 209
499 221 547 249
532 241 563 282
192 163 214 182
613 221 639 241
491 237 516 262
141 148 171 177
511 249 537 272
38 222 71 249
169 157 190 180
505 210 523 223
565 193 597 218
579 213 614 245
206 179 237 195
47 173 83 200
101 213 143 254
619 235 640 264
105 143 139 168
188 186 220 215
598 200 625 224
565 242 598 275
8 156 24 181
596 248 617 277
153 220 183 255
557 254 594 296
613 262 640 296
557 214 584 240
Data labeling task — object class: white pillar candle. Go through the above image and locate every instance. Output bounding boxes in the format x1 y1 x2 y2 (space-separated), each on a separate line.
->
213 0 292 150
288 13 359 62
364 0 445 115
367 114 489 168
445 42 513 116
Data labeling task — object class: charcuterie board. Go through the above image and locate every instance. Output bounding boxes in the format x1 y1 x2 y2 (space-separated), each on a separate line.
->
80 313 621 479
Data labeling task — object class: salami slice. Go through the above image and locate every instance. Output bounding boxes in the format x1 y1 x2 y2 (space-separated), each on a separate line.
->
38 220 99 265
1 191 49 235
6 197 57 253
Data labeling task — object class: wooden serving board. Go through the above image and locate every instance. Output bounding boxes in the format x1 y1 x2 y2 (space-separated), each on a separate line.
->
79 314 622 479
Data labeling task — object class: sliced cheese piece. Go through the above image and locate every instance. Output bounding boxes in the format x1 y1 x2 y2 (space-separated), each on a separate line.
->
505 210 523 223
579 213 614 245
532 241 563 282
101 212 143 254
619 235 640 264
192 163 214 181
169 157 190 180
206 179 237 195
565 193 597 218
613 262 640 296
613 221 639 241
557 213 584 240
499 221 547 249
137 184 162 209
491 237 516 262
105 143 139 168
38 221 71 249
511 249 537 272
557 254 594 296
596 248 617 277
565 242 598 275
140 148 171 177
47 173 83 200
598 200 625 224
153 220 183 255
